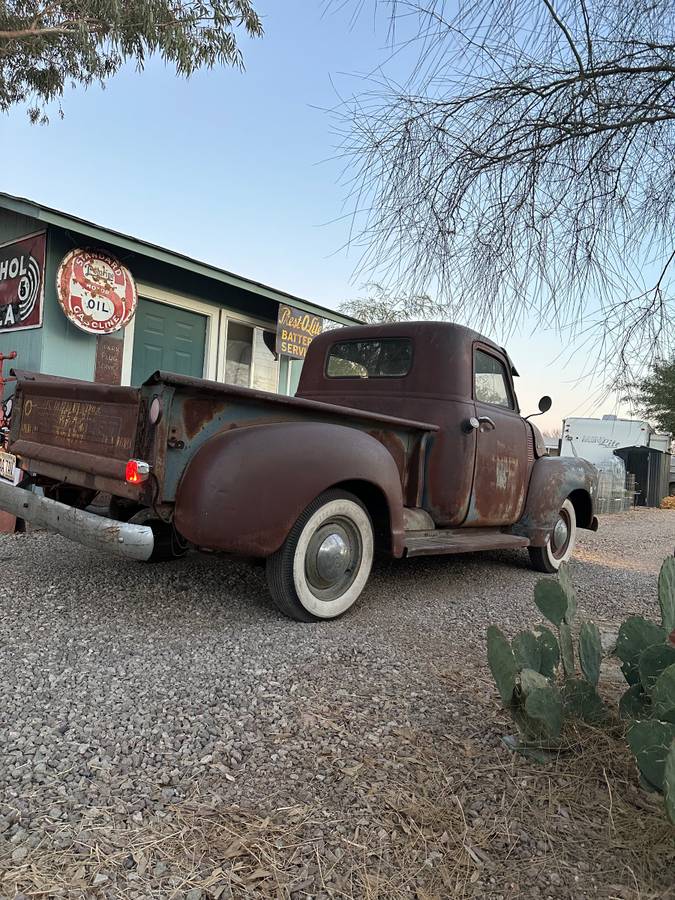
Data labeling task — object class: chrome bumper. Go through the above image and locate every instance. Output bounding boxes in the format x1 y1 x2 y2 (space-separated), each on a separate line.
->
0 480 154 561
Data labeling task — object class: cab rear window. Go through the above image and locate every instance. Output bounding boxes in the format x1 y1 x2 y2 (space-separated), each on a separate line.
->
326 338 413 378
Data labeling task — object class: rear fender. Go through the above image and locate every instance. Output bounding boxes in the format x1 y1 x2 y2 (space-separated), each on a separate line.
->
513 457 598 546
174 422 405 557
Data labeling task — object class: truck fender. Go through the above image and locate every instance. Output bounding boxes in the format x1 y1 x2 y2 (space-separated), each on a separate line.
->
513 456 599 546
173 421 406 557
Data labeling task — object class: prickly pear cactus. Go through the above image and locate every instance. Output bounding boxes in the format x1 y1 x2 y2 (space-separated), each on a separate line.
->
562 677 607 724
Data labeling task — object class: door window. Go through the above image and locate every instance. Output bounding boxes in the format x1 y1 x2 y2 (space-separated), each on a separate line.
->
474 350 513 408
224 321 253 387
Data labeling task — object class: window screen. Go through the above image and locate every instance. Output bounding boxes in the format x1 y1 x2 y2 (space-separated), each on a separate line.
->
474 350 512 408
326 338 413 378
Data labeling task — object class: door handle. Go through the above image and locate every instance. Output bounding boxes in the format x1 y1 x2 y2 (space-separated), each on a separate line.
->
478 416 496 432
462 417 480 433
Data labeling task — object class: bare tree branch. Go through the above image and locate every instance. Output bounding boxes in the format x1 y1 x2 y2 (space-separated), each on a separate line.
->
336 0 675 391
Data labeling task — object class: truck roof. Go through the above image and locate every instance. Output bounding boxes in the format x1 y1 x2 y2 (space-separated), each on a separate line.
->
299 320 518 399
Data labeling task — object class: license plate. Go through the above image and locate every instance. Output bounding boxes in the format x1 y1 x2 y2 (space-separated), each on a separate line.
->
0 450 16 483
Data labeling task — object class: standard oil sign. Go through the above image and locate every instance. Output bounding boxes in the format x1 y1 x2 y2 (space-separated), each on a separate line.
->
276 304 322 359
57 248 137 335
0 232 46 332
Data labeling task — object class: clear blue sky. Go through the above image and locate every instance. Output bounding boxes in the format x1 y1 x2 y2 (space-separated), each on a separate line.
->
0 1 629 430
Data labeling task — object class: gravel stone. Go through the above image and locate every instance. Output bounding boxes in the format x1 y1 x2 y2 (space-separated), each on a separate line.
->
0 508 673 898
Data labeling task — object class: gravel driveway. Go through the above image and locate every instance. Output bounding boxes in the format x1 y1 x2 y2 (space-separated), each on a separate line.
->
0 509 674 899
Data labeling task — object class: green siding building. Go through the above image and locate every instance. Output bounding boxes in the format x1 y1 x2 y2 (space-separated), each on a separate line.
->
0 193 357 395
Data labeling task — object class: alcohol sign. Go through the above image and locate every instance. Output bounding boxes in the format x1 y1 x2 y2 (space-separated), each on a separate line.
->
276 304 322 359
0 232 46 332
57 249 137 335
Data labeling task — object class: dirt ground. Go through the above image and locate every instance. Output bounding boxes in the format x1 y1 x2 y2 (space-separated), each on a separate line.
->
0 507 674 899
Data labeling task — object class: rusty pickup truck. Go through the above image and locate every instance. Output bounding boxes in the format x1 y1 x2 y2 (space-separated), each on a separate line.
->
0 322 597 621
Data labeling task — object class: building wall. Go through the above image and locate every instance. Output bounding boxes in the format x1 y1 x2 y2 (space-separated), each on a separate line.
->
0 213 304 393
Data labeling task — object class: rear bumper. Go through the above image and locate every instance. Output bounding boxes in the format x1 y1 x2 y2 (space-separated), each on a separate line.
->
0 480 154 561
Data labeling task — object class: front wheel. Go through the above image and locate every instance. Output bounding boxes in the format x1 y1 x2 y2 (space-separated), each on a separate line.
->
266 490 374 622
528 498 577 573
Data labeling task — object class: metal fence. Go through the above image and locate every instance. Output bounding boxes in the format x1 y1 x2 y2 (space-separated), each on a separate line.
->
594 457 635 514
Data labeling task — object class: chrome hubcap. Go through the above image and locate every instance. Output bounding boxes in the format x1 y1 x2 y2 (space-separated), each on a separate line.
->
553 517 568 549
305 518 362 601
551 509 571 558
316 532 350 582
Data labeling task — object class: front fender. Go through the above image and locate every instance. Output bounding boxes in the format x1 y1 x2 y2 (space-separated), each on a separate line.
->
513 457 598 546
174 422 405 557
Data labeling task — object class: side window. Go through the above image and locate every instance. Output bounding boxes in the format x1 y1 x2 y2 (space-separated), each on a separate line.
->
474 349 513 408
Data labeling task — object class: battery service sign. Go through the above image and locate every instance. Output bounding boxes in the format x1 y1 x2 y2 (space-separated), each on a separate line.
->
57 248 137 335
0 232 46 332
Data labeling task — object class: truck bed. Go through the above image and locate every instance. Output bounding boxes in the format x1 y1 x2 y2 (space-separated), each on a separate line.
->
8 370 438 504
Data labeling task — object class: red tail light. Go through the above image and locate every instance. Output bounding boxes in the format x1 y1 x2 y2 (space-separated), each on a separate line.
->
125 459 150 484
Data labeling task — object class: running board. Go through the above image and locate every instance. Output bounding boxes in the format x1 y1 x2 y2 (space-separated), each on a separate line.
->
403 528 530 558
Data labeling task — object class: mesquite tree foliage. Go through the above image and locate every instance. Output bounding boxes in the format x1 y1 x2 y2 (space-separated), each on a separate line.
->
338 1 675 388
0 1 262 121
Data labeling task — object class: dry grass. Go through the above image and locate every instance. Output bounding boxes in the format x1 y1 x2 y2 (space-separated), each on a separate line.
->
2 713 673 900
659 497 675 510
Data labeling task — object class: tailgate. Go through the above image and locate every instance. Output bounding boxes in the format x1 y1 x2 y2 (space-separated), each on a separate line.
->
9 371 142 483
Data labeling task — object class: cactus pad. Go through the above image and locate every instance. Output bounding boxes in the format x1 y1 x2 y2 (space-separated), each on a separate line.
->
627 720 675 791
579 622 602 686
534 579 569 626
524 684 563 739
664 741 675 824
487 626 519 707
562 677 607 723
658 557 675 633
512 631 542 673
615 617 666 668
536 627 560 679
638 644 675 694
559 622 575 677
558 562 577 624
651 663 675 724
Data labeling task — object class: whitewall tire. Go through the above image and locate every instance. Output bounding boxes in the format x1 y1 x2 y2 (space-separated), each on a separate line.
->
266 490 374 622
528 498 577 573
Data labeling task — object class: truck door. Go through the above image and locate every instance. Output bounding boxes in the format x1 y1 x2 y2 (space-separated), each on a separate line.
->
465 346 529 526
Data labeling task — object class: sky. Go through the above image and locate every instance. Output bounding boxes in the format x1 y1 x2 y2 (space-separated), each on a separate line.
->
0 1 632 431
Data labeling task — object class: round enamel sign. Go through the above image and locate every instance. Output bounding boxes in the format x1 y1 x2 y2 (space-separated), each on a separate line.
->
56 249 137 335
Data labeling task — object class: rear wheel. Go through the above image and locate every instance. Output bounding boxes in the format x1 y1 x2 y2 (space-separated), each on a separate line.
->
528 498 577 573
266 490 374 622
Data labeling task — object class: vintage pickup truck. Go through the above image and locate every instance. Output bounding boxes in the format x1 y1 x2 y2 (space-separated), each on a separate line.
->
0 322 597 621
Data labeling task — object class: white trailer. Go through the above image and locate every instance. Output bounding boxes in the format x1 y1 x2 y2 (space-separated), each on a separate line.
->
560 416 652 464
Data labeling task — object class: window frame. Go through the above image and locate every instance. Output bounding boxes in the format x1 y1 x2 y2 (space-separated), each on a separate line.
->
324 337 414 380
472 345 517 411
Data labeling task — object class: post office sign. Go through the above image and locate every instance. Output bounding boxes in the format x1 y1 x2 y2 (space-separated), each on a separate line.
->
0 231 46 332
57 248 137 335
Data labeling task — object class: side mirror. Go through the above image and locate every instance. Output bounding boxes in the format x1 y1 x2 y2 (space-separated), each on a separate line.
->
525 396 552 420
